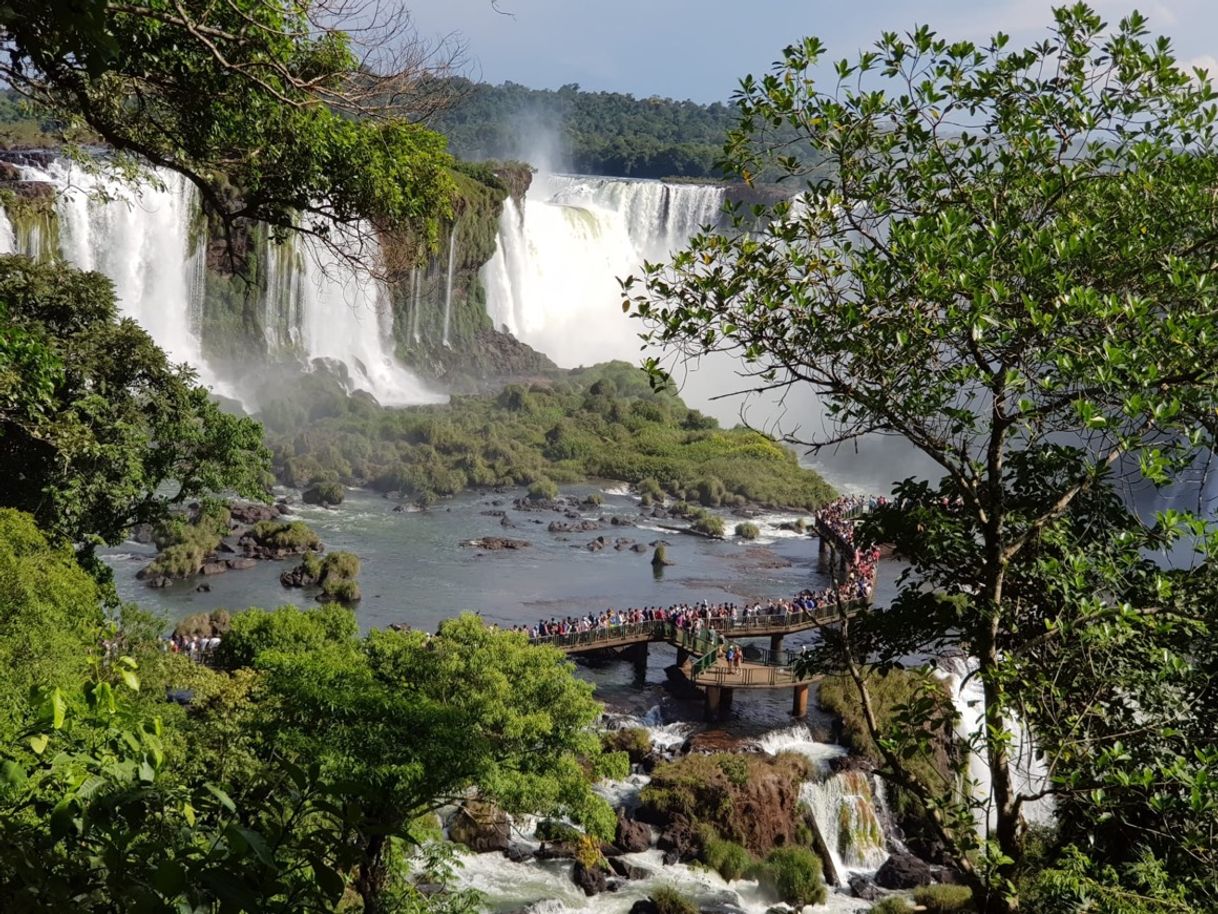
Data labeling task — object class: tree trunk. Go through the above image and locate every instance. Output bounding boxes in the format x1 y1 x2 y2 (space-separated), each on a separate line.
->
358 834 389 914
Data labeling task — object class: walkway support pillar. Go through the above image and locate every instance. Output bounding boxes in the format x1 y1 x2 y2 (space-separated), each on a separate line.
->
770 633 783 656
704 686 722 721
817 537 830 571
792 683 809 718
719 687 734 720
677 647 690 668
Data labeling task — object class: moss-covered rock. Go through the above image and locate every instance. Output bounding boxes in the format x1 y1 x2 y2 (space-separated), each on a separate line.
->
638 751 811 859
302 481 344 507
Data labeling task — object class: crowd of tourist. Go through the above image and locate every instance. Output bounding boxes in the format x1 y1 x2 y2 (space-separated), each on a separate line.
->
163 633 222 660
523 495 883 643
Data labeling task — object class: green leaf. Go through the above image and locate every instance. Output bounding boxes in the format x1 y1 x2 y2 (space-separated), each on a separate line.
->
120 668 141 692
28 734 48 756
205 783 237 813
0 760 27 791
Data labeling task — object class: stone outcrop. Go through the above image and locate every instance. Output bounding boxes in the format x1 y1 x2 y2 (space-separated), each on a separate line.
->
571 860 609 897
615 810 651 853
637 751 812 860
448 801 510 854
875 851 934 889
462 536 530 551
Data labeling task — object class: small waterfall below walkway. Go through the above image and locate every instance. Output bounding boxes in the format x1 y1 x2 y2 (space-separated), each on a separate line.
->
755 724 892 886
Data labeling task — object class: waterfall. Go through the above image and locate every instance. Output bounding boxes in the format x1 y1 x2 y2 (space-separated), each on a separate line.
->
409 265 422 343
442 222 457 347
1 158 440 408
285 227 442 405
482 174 725 367
7 160 229 393
799 773 889 877
937 656 1054 834
755 724 890 883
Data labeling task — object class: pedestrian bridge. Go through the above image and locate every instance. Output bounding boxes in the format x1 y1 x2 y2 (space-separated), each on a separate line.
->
530 601 868 719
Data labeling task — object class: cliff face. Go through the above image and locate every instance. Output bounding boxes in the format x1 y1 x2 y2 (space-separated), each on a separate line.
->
381 162 555 389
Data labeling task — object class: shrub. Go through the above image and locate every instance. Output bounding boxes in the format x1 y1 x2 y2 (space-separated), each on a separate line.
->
640 493 653 507
913 884 975 912
701 831 753 882
691 512 725 537
527 477 559 501
249 520 321 551
321 577 361 603
582 493 603 507
321 551 360 581
651 887 697 914
302 480 344 506
735 522 760 540
637 476 664 499
752 846 828 907
603 727 652 763
871 898 915 914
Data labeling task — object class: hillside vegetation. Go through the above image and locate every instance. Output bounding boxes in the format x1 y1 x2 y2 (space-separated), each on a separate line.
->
261 361 834 509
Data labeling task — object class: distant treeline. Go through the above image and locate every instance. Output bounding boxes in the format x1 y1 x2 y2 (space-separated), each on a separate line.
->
430 79 743 179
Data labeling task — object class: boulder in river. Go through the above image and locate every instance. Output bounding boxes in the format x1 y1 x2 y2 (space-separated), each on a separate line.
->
875 851 934 889
615 810 651 853
572 860 609 896
462 536 530 551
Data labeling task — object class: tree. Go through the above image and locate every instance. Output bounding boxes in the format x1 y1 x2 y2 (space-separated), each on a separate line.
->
219 606 619 913
0 0 460 260
0 509 102 739
0 255 269 554
625 6 1218 912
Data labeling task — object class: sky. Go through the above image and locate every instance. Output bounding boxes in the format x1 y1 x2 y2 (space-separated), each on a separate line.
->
406 0 1218 103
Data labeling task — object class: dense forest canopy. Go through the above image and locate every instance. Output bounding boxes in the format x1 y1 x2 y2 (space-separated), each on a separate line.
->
429 77 824 181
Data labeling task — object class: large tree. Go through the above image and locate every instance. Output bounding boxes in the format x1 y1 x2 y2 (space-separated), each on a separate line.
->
216 607 619 913
0 0 459 259
625 6 1218 912
0 255 269 555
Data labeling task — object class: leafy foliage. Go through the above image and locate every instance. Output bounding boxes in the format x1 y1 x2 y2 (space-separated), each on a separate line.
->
628 6 1218 911
750 846 828 907
0 509 101 739
1 0 457 253
263 360 834 508
0 255 268 555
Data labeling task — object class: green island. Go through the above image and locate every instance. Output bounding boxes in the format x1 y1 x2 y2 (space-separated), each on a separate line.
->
262 360 835 510
1 3 1217 914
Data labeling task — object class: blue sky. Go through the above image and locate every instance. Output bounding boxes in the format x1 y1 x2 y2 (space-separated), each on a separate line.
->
407 0 1218 103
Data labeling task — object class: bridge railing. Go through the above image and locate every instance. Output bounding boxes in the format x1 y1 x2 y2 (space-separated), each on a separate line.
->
693 662 811 687
529 601 869 653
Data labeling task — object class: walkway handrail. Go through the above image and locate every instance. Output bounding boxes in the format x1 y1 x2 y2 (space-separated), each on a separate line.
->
528 600 869 653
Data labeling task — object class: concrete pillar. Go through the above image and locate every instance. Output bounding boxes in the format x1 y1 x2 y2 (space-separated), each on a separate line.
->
676 647 690 668
719 687 734 719
770 633 784 656
705 686 721 721
791 683 809 717
817 537 829 571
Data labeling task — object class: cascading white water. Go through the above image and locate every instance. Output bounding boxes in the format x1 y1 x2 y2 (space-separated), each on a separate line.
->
482 174 725 368
799 774 889 877
937 656 1054 834
1 158 440 408
11 161 223 389
409 265 422 343
283 227 442 406
443 222 457 347
755 724 890 883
